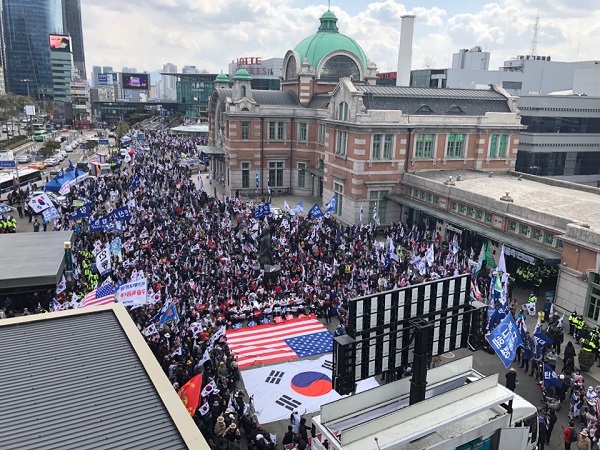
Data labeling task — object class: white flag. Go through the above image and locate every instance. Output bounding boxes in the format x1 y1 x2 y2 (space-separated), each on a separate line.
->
198 349 210 367
199 401 210 416
525 302 536 316
56 275 67 295
201 379 219 398
425 244 435 267
142 323 158 337
28 193 54 213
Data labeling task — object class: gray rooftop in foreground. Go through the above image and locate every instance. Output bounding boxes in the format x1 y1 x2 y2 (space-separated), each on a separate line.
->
0 305 208 450
414 170 600 233
0 231 73 290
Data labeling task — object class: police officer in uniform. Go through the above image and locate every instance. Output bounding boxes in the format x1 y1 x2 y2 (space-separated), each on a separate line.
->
569 311 578 336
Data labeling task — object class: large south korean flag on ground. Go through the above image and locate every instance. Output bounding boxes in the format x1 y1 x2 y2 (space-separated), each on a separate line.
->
242 355 379 424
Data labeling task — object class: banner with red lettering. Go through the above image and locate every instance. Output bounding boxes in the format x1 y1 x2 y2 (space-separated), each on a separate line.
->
116 279 148 306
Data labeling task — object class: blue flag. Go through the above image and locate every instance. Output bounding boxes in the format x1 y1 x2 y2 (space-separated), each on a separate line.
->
90 214 112 232
158 303 179 329
533 330 553 353
67 203 92 221
104 220 123 233
130 176 140 190
291 202 304 216
68 160 75 171
309 203 323 219
255 171 260 189
253 203 271 219
486 314 523 369
488 301 510 332
543 364 562 389
52 168 65 181
112 206 131 222
325 194 337 213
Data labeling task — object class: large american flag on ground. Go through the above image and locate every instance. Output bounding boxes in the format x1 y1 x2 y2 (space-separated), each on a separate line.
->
226 317 333 369
81 283 116 308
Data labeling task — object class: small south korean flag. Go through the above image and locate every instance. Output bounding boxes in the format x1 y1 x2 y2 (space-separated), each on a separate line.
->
202 379 219 398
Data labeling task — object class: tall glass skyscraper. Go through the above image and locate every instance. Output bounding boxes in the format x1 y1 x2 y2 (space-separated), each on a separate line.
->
2 0 64 99
62 0 85 81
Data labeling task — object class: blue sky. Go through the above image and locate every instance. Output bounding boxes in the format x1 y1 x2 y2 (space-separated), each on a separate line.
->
81 0 600 77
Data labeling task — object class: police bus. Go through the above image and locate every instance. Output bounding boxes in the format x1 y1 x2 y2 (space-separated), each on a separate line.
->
0 168 42 194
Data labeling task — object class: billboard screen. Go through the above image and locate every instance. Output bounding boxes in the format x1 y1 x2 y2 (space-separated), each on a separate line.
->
121 73 149 90
97 73 115 85
49 34 71 52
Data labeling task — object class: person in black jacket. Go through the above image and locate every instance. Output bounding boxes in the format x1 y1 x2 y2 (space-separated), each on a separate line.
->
505 368 517 391
282 425 294 446
545 409 557 445
563 341 577 374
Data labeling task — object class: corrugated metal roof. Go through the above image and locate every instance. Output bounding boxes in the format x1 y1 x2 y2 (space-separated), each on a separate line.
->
0 311 188 450
355 85 507 100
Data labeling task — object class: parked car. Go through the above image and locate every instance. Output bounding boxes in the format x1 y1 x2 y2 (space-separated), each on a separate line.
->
17 154 31 163
28 162 47 170
270 207 284 219
44 157 59 166
64 145 73 153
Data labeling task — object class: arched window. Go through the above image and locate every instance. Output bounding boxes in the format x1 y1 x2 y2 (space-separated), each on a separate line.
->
338 101 349 121
321 55 360 81
285 58 297 80
241 85 246 97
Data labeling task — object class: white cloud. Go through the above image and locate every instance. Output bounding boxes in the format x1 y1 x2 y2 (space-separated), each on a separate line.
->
81 0 600 77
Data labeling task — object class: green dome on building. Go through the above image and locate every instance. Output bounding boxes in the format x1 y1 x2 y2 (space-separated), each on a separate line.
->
294 10 368 69
214 71 229 83
233 69 252 81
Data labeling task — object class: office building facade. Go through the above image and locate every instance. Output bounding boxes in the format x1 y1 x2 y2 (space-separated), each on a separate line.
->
2 0 64 99
515 95 600 187
62 0 85 80
161 63 177 101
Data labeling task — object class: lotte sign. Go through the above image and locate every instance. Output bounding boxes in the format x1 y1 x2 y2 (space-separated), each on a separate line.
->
235 57 274 76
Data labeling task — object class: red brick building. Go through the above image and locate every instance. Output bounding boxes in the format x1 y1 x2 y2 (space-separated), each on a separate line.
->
208 10 523 225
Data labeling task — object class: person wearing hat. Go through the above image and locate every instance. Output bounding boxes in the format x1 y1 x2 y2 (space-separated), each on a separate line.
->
214 415 227 437
578 428 591 450
505 367 517 392
224 422 241 450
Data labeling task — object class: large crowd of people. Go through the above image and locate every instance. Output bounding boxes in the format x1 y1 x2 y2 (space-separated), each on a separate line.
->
5 129 480 448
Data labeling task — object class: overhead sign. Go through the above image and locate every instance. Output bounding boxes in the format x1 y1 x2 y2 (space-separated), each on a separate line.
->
0 160 16 168
504 246 537 265
99 139 109 145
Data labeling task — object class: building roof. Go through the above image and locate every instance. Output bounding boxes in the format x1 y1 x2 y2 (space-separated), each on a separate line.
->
0 231 73 290
170 124 209 133
233 68 252 81
306 93 331 109
217 88 300 106
294 11 368 69
356 86 511 115
214 71 229 83
0 304 208 450
414 170 600 234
